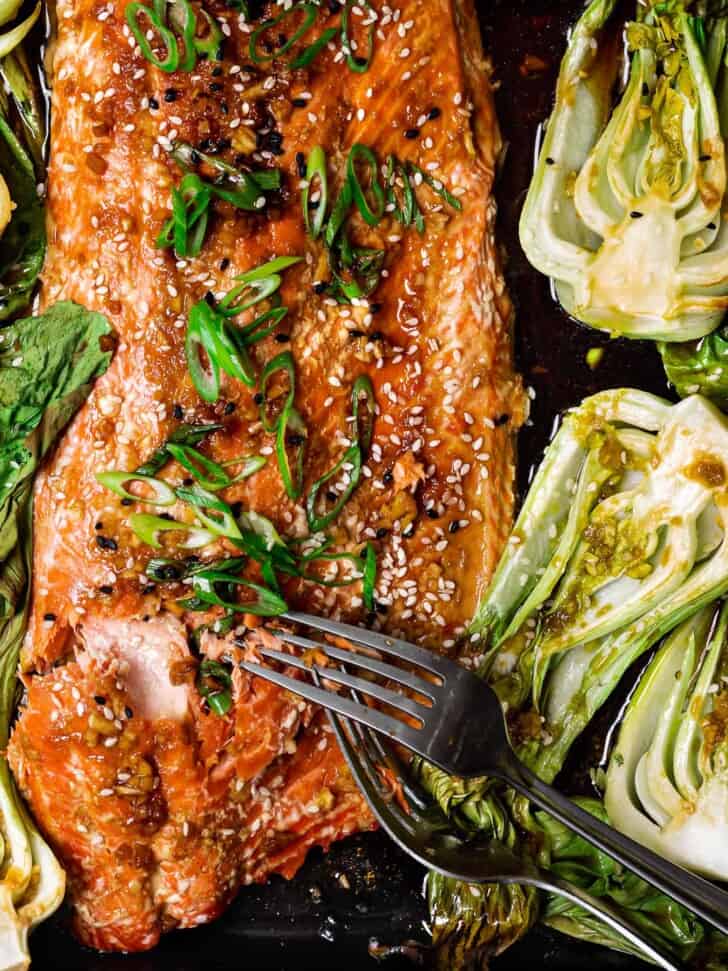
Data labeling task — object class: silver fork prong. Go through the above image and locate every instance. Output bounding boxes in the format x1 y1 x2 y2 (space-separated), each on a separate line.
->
256 646 430 720
269 628 442 698
238 658 425 752
282 610 453 678
308 665 430 721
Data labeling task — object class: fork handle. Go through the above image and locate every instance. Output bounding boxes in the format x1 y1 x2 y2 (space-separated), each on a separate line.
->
503 754 728 937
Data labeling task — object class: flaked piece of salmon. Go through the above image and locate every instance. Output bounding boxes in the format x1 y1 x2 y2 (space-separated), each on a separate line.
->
8 0 524 952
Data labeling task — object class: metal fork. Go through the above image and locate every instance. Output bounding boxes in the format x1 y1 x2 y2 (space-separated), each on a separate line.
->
326 701 680 971
238 610 728 942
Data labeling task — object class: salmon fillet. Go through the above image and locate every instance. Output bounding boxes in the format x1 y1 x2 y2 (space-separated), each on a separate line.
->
8 0 524 952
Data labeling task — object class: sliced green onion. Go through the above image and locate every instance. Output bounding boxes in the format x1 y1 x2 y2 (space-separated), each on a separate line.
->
363 541 376 611
351 374 375 457
186 569 287 615
219 258 302 317
221 455 268 479
277 405 307 501
96 470 176 506
291 25 338 68
410 162 463 212
175 484 242 539
249 2 318 64
303 146 328 240
185 301 221 402
325 175 353 248
165 0 197 71
237 306 288 344
306 443 362 532
347 143 385 226
156 173 211 258
192 8 224 59
237 255 303 282
237 508 285 551
166 443 230 490
299 548 365 587
196 658 233 716
341 0 375 73
186 301 256 402
385 154 422 230
126 1 181 72
137 423 222 477
171 141 281 211
130 513 214 549
258 350 295 433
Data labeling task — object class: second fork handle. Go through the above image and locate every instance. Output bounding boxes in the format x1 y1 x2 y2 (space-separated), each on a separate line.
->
503 753 728 937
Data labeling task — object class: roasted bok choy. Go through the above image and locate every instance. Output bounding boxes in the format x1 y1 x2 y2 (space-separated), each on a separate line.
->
0 302 113 969
606 602 728 881
417 388 728 968
520 0 728 342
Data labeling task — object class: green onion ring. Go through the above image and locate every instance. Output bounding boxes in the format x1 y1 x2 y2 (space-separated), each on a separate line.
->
96 470 177 506
258 350 295 433
249 2 318 64
303 146 328 240
306 443 362 532
347 143 385 226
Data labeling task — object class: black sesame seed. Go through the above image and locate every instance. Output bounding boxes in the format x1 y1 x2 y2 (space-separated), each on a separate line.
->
164 88 178 102
183 477 194 486
642 82 649 96
142 583 156 595
494 413 510 426
159 513 174 522
292 97 307 108
404 128 420 139
275 333 291 343
125 706 134 719
148 96 159 110
427 106 441 120
190 149 201 164
630 211 643 219
121 497 133 506
210 82 224 93
43 612 56 622
288 433 305 447
708 222 717 230
700 154 711 162
224 401 236 414
382 470 394 485
96 535 118 551
545 157 555 165
349 329 366 338
94 695 106 705
94 521 104 531
426 508 439 519
296 151 306 178
313 281 327 294
173 403 184 420
370 330 385 341
212 66 223 76
254 391 265 405
326 489 338 502
99 585 114 595
219 257 230 271
369 302 382 314
448 520 461 534
375 601 388 615
375 527 389 539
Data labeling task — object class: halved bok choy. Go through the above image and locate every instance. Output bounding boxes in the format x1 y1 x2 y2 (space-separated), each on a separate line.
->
605 600 728 881
417 387 728 967
473 388 728 781
520 0 728 341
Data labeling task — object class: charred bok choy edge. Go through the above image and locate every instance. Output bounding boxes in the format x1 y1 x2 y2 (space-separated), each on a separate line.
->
519 0 728 342
0 302 114 968
418 388 728 966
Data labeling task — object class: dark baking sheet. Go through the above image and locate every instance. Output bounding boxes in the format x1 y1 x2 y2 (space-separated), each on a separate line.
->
29 1 673 968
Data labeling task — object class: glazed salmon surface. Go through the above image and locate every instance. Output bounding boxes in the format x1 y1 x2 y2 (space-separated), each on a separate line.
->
8 0 524 951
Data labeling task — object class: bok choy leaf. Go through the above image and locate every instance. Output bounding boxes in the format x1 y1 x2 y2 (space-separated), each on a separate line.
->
520 0 728 342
